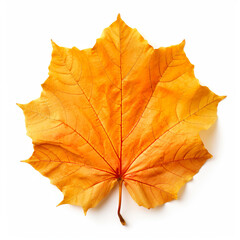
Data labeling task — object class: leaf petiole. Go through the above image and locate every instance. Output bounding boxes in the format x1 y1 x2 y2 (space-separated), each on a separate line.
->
118 179 126 226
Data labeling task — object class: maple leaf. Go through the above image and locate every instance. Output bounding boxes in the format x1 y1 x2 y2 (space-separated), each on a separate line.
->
18 14 225 225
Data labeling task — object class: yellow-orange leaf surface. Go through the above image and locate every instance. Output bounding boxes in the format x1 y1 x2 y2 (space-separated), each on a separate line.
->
18 15 225 225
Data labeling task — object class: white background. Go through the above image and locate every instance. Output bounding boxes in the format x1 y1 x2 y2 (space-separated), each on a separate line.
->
0 0 239 239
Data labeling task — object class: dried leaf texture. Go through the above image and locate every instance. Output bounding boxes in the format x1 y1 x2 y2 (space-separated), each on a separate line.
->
18 14 225 224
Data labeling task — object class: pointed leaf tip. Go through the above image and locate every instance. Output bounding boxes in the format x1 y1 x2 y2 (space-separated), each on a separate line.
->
21 160 28 163
51 39 59 49
16 103 24 110
221 95 227 100
117 13 121 20
57 200 65 207
180 39 186 49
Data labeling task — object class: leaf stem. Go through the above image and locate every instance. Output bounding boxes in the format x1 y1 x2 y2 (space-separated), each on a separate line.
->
118 179 126 225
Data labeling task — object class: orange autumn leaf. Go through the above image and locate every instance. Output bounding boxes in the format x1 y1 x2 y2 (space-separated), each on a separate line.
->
18 14 225 225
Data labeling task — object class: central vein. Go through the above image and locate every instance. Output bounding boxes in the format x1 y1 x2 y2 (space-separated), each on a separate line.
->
119 17 123 178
